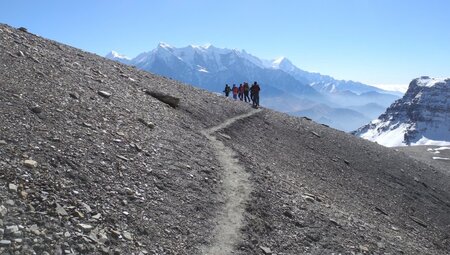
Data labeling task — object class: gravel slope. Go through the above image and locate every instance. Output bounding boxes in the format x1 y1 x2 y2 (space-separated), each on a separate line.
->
221 110 450 255
396 145 450 176
0 24 450 255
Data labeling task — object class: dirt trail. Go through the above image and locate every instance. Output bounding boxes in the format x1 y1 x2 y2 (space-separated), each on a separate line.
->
201 108 262 255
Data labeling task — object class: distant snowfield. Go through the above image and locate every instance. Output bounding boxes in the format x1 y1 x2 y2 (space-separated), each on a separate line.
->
432 157 450 161
359 121 408 147
427 147 450 154
360 120 450 147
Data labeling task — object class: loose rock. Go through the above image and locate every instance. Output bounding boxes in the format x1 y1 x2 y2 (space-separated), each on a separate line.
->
30 106 43 114
8 183 18 192
0 240 11 247
98 91 111 98
260 246 272 255
24 159 38 168
122 231 133 241
78 224 94 231
0 205 7 217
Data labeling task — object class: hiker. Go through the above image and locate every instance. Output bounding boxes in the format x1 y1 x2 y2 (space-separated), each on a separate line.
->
249 82 254 103
238 84 244 101
243 82 250 102
232 84 238 100
251 81 261 108
223 84 231 97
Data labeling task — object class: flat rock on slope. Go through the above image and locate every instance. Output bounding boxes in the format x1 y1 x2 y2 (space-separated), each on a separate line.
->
1 24 450 255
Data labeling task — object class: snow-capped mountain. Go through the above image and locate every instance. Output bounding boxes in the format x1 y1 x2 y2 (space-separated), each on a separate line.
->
105 51 131 65
353 77 450 147
106 43 401 131
109 42 322 102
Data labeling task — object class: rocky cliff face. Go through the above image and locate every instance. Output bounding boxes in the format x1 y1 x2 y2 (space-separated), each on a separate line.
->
354 77 450 147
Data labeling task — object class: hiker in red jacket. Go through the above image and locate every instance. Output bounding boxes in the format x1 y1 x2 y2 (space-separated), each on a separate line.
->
232 84 239 100
251 81 261 108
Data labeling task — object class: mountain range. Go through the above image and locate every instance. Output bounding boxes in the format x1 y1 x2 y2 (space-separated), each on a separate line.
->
106 43 401 131
354 77 450 147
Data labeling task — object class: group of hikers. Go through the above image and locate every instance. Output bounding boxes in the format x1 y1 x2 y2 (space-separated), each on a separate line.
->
223 81 261 108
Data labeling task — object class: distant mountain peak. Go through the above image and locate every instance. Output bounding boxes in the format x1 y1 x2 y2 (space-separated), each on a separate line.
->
157 42 173 49
271 57 295 69
106 50 131 60
271 56 286 67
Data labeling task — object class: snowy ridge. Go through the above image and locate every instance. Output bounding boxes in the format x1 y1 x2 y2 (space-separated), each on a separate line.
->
354 77 450 147
416 76 448 87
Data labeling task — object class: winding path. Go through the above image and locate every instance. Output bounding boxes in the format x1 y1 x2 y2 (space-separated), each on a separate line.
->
201 109 262 255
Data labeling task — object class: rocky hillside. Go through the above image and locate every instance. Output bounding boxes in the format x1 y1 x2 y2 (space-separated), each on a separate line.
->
1 24 450 255
354 77 450 147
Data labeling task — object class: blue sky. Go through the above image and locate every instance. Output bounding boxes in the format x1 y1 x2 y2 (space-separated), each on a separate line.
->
1 0 449 91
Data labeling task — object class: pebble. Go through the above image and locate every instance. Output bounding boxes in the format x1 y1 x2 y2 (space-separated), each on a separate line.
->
110 229 121 238
98 91 111 98
260 246 272 255
137 118 155 129
78 223 93 231
81 203 92 213
56 204 69 216
5 225 19 234
122 231 133 241
20 190 28 199
311 131 321 138
69 92 79 99
359 245 369 252
0 205 7 217
0 240 11 247
24 159 38 168
218 133 231 140
0 140 6 145
13 238 23 243
8 183 18 192
30 227 41 235
30 106 43 114
377 242 386 249
116 155 129 161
